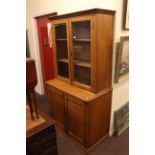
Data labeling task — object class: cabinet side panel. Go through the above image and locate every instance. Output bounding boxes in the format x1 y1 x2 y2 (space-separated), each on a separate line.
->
96 14 114 92
88 92 112 147
102 14 114 89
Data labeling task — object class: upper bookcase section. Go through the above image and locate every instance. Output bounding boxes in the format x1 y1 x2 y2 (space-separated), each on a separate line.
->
49 8 115 93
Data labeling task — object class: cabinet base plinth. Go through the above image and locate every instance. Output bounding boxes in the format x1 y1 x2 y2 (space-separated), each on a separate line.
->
55 125 109 154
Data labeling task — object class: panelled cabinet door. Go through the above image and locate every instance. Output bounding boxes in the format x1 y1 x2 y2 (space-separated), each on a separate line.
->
65 95 87 145
51 20 71 81
69 16 95 92
48 88 65 129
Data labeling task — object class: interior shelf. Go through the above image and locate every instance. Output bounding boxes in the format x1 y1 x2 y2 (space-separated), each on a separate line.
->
58 58 68 63
74 60 91 68
56 38 67 41
74 78 90 86
73 38 90 42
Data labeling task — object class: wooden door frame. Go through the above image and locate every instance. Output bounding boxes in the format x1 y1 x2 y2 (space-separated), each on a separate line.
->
31 11 57 95
68 16 96 92
51 19 71 84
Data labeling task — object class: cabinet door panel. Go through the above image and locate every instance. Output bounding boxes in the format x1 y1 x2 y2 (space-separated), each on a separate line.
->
52 20 71 80
72 20 91 85
69 16 95 92
65 96 86 144
48 88 65 129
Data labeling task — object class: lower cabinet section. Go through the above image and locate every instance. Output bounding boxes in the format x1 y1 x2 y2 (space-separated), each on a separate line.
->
47 85 112 151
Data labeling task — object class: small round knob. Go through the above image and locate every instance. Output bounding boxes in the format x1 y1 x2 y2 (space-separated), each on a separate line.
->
73 36 77 40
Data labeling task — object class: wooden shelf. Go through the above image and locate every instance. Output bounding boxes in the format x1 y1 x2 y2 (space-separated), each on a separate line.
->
58 58 68 63
73 39 90 42
74 60 91 68
58 59 90 67
56 38 67 41
74 78 90 86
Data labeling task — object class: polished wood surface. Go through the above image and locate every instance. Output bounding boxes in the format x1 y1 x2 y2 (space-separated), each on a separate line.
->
95 14 114 92
48 88 65 129
47 79 95 102
65 95 86 145
47 79 112 102
26 58 37 89
26 58 39 120
88 92 112 147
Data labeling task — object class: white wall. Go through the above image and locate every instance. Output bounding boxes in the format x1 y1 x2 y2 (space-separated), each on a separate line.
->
26 0 129 135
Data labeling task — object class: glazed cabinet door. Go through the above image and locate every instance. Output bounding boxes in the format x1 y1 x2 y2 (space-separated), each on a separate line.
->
51 20 71 81
48 88 65 129
65 95 87 145
69 16 95 92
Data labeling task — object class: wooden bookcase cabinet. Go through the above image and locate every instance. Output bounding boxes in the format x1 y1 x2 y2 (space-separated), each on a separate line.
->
47 9 115 152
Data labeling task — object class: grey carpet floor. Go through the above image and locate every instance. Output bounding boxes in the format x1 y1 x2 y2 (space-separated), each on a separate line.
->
36 93 129 155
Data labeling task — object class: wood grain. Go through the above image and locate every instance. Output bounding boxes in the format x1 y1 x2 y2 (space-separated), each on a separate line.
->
88 92 112 147
96 14 114 92
65 96 86 145
47 79 96 102
48 87 65 129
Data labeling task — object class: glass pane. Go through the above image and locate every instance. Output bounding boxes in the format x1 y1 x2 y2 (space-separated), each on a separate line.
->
74 66 91 85
55 24 69 78
57 62 69 78
55 24 67 39
72 20 91 85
